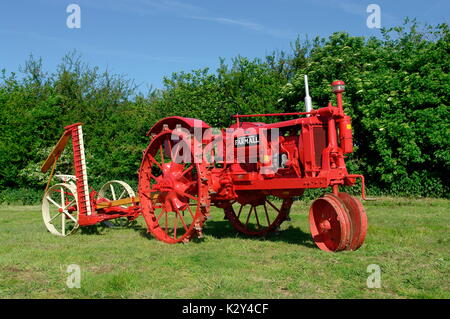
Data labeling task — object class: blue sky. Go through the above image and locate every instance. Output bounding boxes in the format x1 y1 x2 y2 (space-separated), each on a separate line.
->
0 0 448 92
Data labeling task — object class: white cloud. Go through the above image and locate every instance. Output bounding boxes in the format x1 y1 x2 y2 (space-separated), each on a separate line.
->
309 0 399 24
39 0 295 39
189 15 295 39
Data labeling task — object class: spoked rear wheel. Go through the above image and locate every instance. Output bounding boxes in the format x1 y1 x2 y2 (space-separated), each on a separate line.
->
42 183 79 237
224 194 293 236
138 129 209 243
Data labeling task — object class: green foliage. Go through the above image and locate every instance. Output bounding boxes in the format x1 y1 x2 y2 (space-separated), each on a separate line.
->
0 52 155 197
0 20 448 201
0 188 41 205
155 56 288 127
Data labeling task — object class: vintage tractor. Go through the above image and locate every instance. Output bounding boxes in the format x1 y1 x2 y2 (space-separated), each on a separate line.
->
41 78 367 252
138 78 367 251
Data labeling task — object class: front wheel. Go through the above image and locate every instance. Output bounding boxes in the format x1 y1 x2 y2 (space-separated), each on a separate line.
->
308 193 352 252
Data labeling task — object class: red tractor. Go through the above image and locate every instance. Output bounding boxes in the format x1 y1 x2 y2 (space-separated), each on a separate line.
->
138 79 367 251
41 78 367 252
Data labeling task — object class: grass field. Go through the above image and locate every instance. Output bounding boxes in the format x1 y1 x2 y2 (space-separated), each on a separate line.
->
0 197 449 299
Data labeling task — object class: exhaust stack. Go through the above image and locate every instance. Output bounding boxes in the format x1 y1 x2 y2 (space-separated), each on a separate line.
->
304 75 313 117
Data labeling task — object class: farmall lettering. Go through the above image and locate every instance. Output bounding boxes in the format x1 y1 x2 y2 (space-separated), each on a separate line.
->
235 134 259 147
41 78 367 252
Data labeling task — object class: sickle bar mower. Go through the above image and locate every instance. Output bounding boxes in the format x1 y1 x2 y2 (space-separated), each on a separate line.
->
40 123 140 236
41 79 367 252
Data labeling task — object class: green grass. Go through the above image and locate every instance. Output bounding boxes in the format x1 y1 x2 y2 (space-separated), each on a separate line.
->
0 197 449 299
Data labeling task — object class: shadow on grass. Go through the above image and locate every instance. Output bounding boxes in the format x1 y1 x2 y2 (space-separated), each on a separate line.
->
77 218 315 247
79 224 109 235
125 218 315 248
79 220 146 236
132 224 154 240
203 220 316 248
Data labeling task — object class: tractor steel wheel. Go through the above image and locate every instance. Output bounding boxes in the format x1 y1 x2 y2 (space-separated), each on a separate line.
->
224 195 293 236
337 192 368 250
138 129 208 244
97 180 136 227
42 183 79 237
309 194 352 252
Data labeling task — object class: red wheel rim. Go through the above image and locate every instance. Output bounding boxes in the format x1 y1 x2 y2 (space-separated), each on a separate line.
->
337 192 368 250
309 194 352 252
224 195 292 236
138 129 207 243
